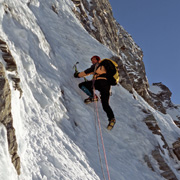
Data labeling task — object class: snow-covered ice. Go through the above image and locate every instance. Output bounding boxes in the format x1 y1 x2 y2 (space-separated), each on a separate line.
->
0 0 180 180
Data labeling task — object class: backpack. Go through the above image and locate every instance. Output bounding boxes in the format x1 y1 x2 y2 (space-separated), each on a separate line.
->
99 59 120 86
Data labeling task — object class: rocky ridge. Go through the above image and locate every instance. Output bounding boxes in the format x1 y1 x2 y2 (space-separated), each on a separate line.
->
149 82 180 119
0 39 22 175
143 112 179 180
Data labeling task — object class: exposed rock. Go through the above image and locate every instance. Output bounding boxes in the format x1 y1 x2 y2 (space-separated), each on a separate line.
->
10 75 23 98
51 4 59 15
173 138 180 161
0 39 23 98
144 114 169 150
174 121 180 128
0 39 22 174
0 62 20 175
151 83 172 101
0 39 17 72
152 149 178 180
143 113 178 179
2 52 17 72
144 155 155 172
148 82 179 114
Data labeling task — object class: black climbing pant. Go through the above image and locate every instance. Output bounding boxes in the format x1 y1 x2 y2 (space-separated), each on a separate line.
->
79 79 114 121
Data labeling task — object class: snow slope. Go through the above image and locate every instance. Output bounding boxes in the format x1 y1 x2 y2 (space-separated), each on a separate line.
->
0 0 180 180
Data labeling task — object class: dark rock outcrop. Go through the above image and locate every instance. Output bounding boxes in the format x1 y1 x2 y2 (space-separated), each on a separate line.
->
173 139 180 161
0 38 22 174
0 39 17 72
149 82 180 114
0 62 20 175
143 113 178 179
0 39 22 98
152 149 178 180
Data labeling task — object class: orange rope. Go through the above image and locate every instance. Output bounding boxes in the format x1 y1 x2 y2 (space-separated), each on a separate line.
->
93 102 106 180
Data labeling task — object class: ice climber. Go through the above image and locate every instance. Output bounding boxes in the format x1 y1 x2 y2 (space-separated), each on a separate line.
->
74 55 116 130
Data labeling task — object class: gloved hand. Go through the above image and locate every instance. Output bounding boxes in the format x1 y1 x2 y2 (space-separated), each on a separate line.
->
74 71 80 78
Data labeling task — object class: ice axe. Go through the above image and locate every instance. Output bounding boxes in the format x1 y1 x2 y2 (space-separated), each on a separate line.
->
73 62 87 81
73 62 79 73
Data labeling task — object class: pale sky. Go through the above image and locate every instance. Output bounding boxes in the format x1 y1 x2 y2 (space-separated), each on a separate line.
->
109 0 180 104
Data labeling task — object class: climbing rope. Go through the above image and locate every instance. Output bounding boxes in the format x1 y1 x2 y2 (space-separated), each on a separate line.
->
92 80 111 180
93 102 106 180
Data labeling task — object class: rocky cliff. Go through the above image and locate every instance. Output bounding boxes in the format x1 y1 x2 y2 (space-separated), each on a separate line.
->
71 0 153 106
149 82 180 120
0 39 22 175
